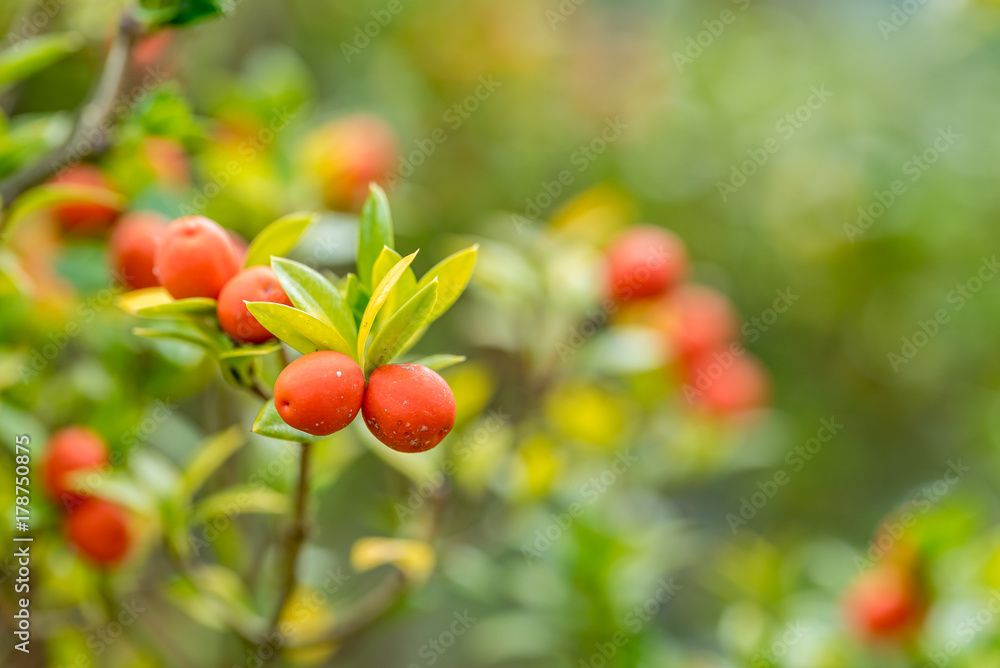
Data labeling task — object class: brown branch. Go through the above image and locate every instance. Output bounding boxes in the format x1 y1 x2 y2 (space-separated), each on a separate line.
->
0 9 145 215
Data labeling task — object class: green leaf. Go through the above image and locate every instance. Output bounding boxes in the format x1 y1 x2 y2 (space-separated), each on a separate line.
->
244 211 315 268
2 184 125 240
372 247 417 321
137 0 227 27
217 343 281 360
135 297 217 318
252 400 325 442
410 354 467 372
343 273 368 324
357 185 393 289
117 287 173 314
271 257 356 348
132 322 225 353
245 302 352 357
416 245 478 324
190 486 290 524
357 251 417 367
365 280 437 375
180 427 247 498
0 33 84 90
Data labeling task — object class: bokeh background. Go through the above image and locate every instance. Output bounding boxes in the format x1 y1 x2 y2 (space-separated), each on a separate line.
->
3 0 1000 666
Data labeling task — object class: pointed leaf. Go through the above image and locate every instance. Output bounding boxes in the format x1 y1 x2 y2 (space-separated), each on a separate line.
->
343 273 368 324
132 322 225 353
365 280 438 375
244 211 315 268
117 287 174 315
190 485 290 524
409 354 467 372
271 257 356 347
246 302 352 357
357 185 393 288
181 427 247 498
417 245 478 323
0 33 84 89
135 297 217 318
372 246 417 320
252 400 325 442
357 251 417 366
217 343 281 360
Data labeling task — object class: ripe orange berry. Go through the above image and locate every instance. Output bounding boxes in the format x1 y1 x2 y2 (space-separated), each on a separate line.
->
310 115 398 212
657 284 740 361
41 427 108 508
274 352 366 436
217 266 293 343
65 498 132 567
605 225 688 303
50 165 121 234
685 350 770 416
109 211 167 290
154 216 241 299
362 364 456 453
845 564 925 640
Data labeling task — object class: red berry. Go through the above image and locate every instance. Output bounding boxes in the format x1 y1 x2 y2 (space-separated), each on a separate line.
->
41 427 108 508
605 225 688 303
312 115 398 212
154 216 241 299
274 352 366 436
50 165 121 234
845 565 924 640
685 350 770 415
109 211 167 290
65 498 132 567
217 266 293 343
362 364 456 453
657 284 740 361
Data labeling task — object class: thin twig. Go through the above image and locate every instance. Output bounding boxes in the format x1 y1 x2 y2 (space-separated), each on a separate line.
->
0 9 145 215
268 440 311 631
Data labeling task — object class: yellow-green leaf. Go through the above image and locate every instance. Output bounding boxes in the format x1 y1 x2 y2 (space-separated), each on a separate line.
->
357 251 417 367
181 427 247 498
135 297 217 318
244 211 315 268
372 246 417 320
190 486 290 524
416 245 478 323
0 33 84 89
365 280 437 375
271 257 356 348
246 302 352 357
